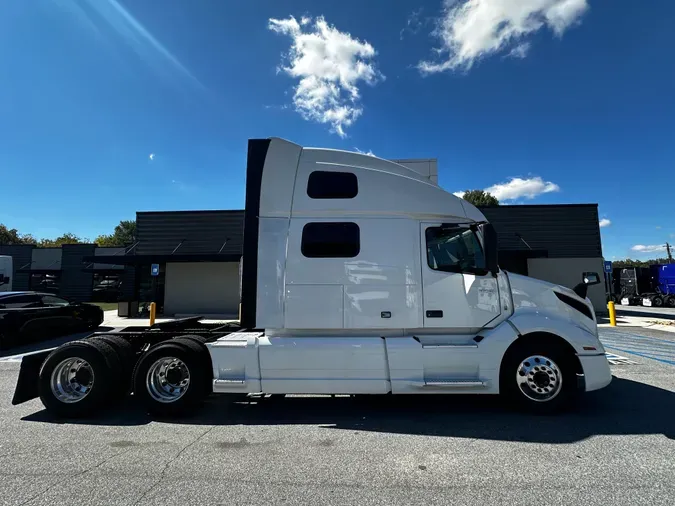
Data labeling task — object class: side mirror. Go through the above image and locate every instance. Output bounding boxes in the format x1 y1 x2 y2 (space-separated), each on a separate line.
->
573 271 601 298
0 276 8 286
479 223 499 276
583 272 601 286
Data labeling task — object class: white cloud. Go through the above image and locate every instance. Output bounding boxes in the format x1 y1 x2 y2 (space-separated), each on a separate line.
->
268 15 383 137
508 42 531 59
599 218 611 228
484 176 560 201
354 147 376 156
400 8 425 40
631 244 667 254
149 153 155 161
453 191 466 198
418 0 589 73
655 225 662 229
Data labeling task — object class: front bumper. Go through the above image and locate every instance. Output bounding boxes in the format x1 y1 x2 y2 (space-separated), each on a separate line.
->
578 354 612 392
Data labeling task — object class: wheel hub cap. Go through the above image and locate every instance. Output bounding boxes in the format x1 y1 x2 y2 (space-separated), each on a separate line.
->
146 357 191 403
50 357 95 404
516 355 562 402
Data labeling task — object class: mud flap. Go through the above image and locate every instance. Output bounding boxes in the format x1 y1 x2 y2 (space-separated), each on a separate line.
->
11 350 51 405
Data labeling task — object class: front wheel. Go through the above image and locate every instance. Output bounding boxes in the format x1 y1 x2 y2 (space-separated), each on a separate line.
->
500 343 579 414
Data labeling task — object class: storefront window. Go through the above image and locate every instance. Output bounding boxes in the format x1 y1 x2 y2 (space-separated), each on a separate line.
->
30 273 61 294
92 273 123 302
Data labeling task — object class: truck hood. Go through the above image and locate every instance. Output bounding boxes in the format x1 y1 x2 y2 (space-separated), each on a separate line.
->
507 272 597 335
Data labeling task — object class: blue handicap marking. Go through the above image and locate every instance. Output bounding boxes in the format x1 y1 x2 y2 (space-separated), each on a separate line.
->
151 264 160 276
604 261 612 273
600 328 675 366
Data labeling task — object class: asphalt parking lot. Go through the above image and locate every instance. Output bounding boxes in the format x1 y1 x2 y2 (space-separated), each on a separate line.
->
1 327 674 506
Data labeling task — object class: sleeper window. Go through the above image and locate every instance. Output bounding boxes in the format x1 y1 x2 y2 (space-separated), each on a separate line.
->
301 222 360 258
307 171 358 199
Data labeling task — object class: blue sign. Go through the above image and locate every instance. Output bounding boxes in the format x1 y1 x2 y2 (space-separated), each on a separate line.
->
151 264 160 276
604 261 612 273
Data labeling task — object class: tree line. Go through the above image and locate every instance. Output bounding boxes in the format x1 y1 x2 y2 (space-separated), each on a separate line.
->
0 220 136 248
611 258 673 268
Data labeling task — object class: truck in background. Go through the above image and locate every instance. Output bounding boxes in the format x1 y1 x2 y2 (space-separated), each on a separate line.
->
642 264 675 308
0 256 12 292
12 138 611 418
614 265 675 308
615 267 652 306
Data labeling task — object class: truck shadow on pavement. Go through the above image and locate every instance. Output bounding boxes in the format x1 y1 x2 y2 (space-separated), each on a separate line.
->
22 376 675 443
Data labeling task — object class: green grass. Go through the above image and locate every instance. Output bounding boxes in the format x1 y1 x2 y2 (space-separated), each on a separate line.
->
88 302 118 311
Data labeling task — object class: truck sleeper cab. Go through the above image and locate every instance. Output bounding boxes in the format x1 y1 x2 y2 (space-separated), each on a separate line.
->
12 138 612 418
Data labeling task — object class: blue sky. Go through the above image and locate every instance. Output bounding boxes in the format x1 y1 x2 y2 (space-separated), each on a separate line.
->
1 0 673 260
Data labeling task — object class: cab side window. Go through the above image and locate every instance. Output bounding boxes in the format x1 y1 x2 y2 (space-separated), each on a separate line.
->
426 226 486 274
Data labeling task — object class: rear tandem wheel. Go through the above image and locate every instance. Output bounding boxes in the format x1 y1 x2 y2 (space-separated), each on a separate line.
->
132 339 211 417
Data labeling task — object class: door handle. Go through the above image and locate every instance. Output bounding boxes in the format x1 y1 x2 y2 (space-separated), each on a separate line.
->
426 310 443 318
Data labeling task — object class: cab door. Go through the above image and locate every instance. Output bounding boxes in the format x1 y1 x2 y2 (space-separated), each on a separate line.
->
421 223 500 330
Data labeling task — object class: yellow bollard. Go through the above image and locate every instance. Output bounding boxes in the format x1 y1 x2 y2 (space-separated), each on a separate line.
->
149 302 156 326
607 301 616 327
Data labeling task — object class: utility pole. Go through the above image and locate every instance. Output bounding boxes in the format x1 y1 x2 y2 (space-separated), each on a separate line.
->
667 242 673 263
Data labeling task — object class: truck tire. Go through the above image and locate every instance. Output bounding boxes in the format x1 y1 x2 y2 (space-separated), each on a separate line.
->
38 340 119 418
93 335 136 368
666 296 675 308
652 296 664 308
172 336 214 395
91 336 137 397
499 341 578 414
132 341 209 417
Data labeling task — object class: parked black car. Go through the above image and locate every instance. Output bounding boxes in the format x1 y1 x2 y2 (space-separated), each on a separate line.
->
0 292 104 350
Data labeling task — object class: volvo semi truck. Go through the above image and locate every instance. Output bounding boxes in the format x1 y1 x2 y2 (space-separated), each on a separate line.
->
12 138 611 418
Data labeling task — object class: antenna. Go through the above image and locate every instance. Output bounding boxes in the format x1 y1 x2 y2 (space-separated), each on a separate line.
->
515 233 532 250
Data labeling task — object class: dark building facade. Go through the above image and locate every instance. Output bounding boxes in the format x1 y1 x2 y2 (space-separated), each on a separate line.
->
480 204 602 258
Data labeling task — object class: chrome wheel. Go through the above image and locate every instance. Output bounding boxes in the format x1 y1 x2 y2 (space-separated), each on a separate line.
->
146 357 191 403
50 358 95 403
516 355 562 402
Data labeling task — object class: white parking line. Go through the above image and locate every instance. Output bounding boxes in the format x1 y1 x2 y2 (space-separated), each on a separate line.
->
605 353 638 365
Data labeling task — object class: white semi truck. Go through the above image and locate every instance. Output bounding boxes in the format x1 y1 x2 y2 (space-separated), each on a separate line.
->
12 138 611 417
